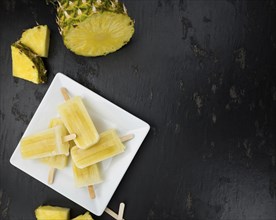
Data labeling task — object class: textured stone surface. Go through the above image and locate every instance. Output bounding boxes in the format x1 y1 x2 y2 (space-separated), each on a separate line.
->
0 0 275 219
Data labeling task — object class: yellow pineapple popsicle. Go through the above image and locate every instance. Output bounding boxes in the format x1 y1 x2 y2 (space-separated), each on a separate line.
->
71 129 125 169
58 96 99 149
20 125 72 159
72 160 102 199
40 155 68 170
40 118 69 169
72 162 102 187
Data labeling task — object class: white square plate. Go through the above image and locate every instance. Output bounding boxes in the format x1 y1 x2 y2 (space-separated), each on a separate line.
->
10 73 150 216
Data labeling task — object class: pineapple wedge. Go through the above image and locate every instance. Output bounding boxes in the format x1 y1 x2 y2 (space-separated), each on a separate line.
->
11 42 46 84
20 25 50 57
35 205 70 220
71 212 94 220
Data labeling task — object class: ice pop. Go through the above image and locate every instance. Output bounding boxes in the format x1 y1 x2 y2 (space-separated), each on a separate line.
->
20 125 75 159
41 118 71 184
72 162 102 188
41 118 70 168
40 154 68 170
58 88 100 198
71 129 133 169
58 92 99 149
72 160 103 199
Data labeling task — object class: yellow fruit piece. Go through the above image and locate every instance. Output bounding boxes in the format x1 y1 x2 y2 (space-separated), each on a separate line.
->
40 118 69 169
72 161 102 188
20 125 69 159
20 25 50 57
71 129 125 168
71 212 94 220
11 42 46 84
35 205 70 220
40 154 68 169
58 96 99 149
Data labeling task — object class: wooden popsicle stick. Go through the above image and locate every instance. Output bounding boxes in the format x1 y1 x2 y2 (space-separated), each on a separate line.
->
105 207 125 220
63 133 77 142
48 167 56 184
117 203 125 220
61 87 70 101
60 87 97 199
88 185 96 199
120 134 134 143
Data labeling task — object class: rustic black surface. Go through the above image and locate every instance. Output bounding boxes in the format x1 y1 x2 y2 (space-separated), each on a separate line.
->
0 0 276 219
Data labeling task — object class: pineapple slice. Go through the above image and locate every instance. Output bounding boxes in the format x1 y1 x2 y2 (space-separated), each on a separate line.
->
20 25 50 57
71 212 94 220
11 42 46 84
35 205 70 220
63 12 134 56
55 0 135 57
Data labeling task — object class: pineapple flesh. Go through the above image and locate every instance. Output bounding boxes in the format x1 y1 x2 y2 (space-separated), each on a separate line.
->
11 42 46 84
20 25 50 57
71 212 94 220
35 205 70 220
55 0 134 56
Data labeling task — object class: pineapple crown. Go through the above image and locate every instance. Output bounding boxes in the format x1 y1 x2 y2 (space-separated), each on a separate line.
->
49 0 128 34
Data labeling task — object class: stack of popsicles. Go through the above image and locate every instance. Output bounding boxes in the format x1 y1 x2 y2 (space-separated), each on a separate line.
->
19 88 134 199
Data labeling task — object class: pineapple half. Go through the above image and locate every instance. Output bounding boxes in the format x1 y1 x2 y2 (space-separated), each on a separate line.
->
20 25 50 57
54 0 134 56
35 205 70 220
11 42 47 84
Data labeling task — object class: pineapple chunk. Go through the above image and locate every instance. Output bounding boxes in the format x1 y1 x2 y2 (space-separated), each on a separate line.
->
71 212 94 220
11 42 46 84
35 205 70 220
20 25 50 57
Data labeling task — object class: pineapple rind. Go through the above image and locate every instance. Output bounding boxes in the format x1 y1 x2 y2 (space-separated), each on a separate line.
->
11 42 46 84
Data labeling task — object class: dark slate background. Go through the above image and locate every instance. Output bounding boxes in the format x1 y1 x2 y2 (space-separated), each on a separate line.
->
0 0 276 219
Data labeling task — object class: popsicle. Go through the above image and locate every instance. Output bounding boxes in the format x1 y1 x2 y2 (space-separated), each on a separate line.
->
58 90 99 149
72 161 103 199
59 88 99 198
41 154 68 170
71 129 134 169
72 162 102 187
41 118 70 168
40 118 70 184
20 126 75 159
